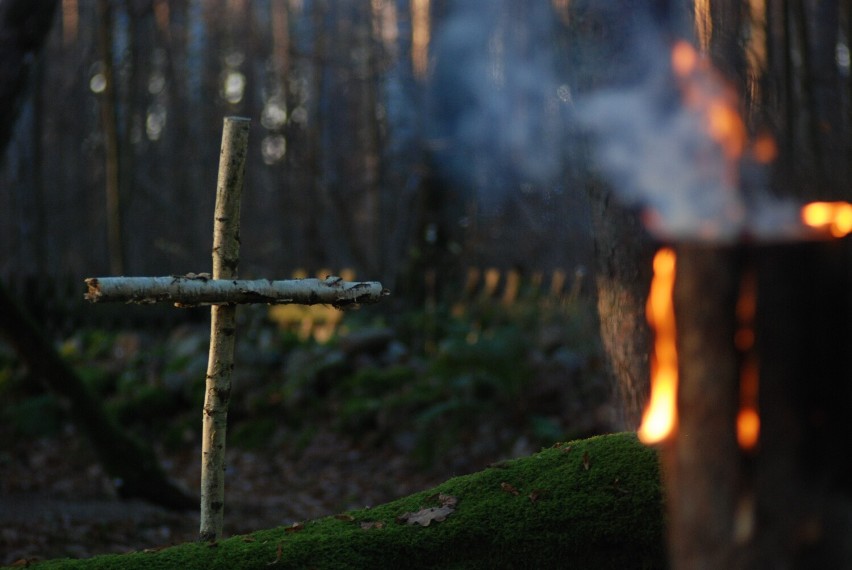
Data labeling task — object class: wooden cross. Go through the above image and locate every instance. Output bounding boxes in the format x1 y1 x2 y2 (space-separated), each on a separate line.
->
84 117 388 542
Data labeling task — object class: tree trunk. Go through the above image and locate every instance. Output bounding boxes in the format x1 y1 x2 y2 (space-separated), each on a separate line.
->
96 0 125 275
0 280 195 510
662 244 744 567
0 0 59 162
587 179 656 429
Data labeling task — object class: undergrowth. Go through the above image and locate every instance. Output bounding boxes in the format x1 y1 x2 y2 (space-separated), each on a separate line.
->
0 294 611 468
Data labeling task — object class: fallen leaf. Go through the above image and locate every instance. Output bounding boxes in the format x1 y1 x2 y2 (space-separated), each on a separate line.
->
267 542 283 566
396 504 455 526
360 521 385 530
528 489 546 503
561 445 573 454
284 522 304 533
501 482 520 496
582 451 591 471
243 537 257 543
437 493 458 507
335 514 355 522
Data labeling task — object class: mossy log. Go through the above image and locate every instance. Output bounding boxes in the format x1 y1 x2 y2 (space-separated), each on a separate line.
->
32 433 665 569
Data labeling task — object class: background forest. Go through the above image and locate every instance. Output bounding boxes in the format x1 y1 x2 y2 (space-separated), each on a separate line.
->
0 0 592 294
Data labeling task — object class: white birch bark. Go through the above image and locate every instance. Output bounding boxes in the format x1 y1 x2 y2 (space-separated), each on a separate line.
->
84 275 387 307
199 117 249 542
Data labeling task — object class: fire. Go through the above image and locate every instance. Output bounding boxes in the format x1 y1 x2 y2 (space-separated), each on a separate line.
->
671 40 748 162
802 201 852 238
735 271 759 451
671 40 698 76
638 248 678 444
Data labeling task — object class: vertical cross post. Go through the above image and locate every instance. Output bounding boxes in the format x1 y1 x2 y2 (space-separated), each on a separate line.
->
199 116 250 541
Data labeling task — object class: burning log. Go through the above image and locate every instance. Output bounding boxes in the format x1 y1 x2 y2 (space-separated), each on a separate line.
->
583 20 852 566
643 240 852 568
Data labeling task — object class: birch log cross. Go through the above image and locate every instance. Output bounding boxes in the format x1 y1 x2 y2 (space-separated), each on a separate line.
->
83 117 388 542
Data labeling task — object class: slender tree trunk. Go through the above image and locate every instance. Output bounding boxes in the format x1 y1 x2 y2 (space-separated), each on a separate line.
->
96 0 125 275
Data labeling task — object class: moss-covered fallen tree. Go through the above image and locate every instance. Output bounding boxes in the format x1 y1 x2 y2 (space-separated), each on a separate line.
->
31 433 665 569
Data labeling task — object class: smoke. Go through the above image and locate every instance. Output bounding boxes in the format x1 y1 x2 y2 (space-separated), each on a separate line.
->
575 27 799 241
428 0 572 207
427 2 800 239
578 62 744 237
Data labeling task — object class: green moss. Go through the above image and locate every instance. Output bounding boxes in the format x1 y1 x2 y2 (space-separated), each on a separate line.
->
29 433 665 569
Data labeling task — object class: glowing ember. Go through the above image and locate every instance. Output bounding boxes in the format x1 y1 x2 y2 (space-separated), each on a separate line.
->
735 270 759 451
802 201 852 238
638 248 678 444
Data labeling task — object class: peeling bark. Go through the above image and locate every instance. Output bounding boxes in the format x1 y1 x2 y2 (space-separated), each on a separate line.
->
84 276 388 308
199 117 249 542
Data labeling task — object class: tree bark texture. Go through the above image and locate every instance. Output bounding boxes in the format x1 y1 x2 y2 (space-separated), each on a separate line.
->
662 244 744 568
0 280 194 509
587 179 656 429
661 241 852 568
199 117 250 542
84 276 387 308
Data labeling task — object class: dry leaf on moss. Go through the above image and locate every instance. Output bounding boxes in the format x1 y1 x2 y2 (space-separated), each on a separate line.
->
436 493 458 506
501 482 520 496
360 521 385 530
396 505 454 526
396 494 457 526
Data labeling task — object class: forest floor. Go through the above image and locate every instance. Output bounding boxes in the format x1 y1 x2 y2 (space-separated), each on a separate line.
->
0 424 461 565
1 389 617 565
0 299 617 566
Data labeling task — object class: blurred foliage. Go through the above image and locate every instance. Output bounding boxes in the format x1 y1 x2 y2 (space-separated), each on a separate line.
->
0 294 612 469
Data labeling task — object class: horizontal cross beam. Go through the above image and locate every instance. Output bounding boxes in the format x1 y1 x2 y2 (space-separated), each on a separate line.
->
84 275 388 308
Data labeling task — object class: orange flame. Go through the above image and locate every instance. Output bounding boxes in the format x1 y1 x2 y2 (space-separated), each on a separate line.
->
638 248 678 444
735 270 760 451
671 41 749 162
671 40 698 76
802 201 852 238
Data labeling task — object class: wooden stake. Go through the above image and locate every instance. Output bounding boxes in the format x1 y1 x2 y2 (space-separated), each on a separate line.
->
199 116 250 542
